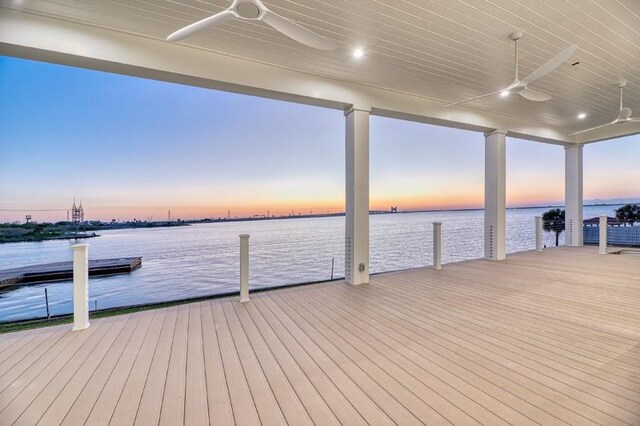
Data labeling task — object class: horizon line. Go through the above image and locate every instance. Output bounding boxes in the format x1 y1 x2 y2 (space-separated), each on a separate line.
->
2 202 630 224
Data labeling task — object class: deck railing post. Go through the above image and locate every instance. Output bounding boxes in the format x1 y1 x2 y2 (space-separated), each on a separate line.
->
599 215 608 255
535 216 543 252
433 222 442 270
239 234 250 302
71 243 90 331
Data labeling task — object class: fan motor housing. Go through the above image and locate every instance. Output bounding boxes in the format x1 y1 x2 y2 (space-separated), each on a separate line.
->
236 1 262 19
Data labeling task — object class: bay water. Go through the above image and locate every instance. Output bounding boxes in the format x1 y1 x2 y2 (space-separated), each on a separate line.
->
0 205 619 321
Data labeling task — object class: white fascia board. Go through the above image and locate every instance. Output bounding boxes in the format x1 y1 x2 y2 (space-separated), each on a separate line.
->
574 123 640 145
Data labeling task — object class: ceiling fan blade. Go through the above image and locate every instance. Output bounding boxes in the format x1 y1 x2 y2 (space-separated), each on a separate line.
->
262 10 338 50
445 89 506 107
167 9 236 42
518 87 552 102
520 44 577 85
569 120 616 136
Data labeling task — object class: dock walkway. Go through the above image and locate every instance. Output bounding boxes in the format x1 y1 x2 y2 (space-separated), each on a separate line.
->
0 257 142 288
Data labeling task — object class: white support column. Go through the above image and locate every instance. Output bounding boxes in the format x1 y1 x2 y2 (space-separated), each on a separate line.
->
484 130 507 261
535 216 543 252
433 222 442 270
239 234 249 302
599 215 608 255
72 243 90 331
345 106 370 285
565 145 584 247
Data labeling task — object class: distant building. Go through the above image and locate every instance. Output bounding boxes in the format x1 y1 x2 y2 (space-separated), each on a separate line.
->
390 206 398 213
71 200 85 233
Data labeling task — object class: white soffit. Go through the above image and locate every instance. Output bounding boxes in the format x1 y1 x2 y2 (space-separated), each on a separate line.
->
1 0 640 143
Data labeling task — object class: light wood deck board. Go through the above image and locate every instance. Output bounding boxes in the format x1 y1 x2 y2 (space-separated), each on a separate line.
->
109 308 167 426
184 303 210 426
257 297 395 426
259 296 415 425
200 301 234 426
2 317 113 424
294 287 569 425
59 314 141 426
86 310 158 426
220 300 287 425
159 303 189 426
232 301 336 426
0 327 68 385
133 305 179 426
242 299 362 425
376 274 640 389
0 329 50 369
36 315 132 426
277 290 531 425
225 301 313 426
271 292 483 424
210 301 260 426
0 246 638 425
305 277 631 425
341 285 637 424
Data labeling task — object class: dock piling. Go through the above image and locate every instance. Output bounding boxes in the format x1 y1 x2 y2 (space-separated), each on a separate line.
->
44 288 50 319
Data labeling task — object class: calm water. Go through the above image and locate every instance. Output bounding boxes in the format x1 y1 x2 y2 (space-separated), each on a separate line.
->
0 205 619 321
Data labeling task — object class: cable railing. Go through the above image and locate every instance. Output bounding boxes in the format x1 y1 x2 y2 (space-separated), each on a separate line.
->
0 219 348 323
4 213 628 324
507 214 565 252
584 223 640 247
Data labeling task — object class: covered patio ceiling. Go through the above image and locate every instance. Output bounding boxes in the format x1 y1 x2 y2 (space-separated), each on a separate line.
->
1 0 640 144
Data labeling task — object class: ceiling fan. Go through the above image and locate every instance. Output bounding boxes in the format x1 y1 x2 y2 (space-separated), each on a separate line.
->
447 32 577 107
166 0 338 50
570 80 640 135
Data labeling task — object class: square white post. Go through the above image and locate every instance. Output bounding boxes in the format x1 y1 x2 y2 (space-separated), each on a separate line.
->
484 130 507 260
72 243 90 331
565 145 584 247
433 222 442 270
599 215 608 255
535 216 543 252
345 106 370 285
239 234 250 302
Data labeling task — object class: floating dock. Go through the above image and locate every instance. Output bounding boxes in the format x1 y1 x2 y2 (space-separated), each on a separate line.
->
0 257 142 288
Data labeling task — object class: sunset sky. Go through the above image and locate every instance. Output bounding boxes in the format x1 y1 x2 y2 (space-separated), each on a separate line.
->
1 55 638 222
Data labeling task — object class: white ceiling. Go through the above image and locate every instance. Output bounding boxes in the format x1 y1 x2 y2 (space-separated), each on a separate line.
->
2 0 640 134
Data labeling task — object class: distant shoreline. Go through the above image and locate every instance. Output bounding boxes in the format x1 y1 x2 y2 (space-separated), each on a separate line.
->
0 203 628 234
0 221 189 244
186 203 626 225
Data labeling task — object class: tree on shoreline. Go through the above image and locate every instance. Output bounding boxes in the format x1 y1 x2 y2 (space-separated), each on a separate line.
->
615 204 639 226
543 208 565 246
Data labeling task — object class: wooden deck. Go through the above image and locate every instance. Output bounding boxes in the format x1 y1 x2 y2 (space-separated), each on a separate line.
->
0 257 142 288
1 246 639 425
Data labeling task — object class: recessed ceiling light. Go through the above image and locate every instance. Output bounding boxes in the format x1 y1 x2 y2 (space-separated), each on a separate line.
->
500 90 510 97
577 113 587 119
353 48 364 59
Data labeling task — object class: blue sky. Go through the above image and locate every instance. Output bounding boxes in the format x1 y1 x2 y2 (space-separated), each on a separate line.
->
0 55 638 221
